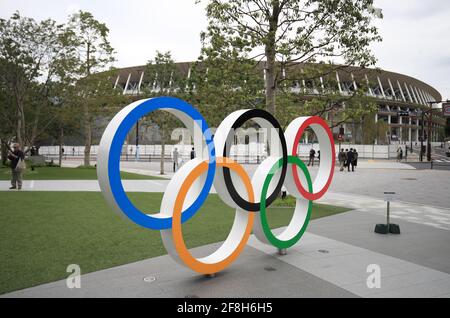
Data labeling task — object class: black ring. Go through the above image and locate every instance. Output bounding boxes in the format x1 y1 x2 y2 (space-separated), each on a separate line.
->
222 109 288 212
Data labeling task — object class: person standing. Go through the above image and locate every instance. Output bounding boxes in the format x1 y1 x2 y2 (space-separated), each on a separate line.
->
347 148 354 172
338 149 346 171
352 148 358 172
344 149 349 168
397 147 403 162
7 143 25 190
72 147 75 157
307 148 316 166
190 147 196 160
172 147 179 172
317 150 321 165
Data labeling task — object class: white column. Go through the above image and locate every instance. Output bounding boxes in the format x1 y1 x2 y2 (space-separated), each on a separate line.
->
365 74 374 96
404 83 413 103
137 71 144 94
351 73 358 90
113 75 120 89
419 89 429 103
413 86 424 105
185 67 191 90
123 73 131 95
409 85 419 104
377 76 386 99
388 78 396 100
397 80 406 102
336 71 342 94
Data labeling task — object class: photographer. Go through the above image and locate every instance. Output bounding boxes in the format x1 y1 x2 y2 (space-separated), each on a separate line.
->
7 143 25 190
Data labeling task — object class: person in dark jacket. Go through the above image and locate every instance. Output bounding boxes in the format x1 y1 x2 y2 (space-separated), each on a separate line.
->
347 148 354 172
344 149 349 168
190 147 196 160
307 148 316 166
7 143 25 190
352 149 358 172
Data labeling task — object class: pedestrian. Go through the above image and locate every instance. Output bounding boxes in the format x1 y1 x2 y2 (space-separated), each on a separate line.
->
317 150 321 165
344 149 349 168
397 147 403 162
338 149 346 171
347 148 354 172
7 143 25 190
307 148 316 166
72 147 75 157
190 147 196 160
172 147 179 172
61 147 65 159
352 148 358 172
405 146 408 161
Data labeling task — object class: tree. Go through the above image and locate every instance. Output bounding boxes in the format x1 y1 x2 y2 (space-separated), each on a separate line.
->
142 51 183 174
190 48 265 127
67 11 115 166
0 12 74 150
199 0 382 115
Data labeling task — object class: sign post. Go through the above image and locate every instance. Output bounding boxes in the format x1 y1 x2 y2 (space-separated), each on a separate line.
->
374 192 401 234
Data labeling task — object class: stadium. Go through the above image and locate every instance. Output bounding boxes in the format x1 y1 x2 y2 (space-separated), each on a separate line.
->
112 62 445 145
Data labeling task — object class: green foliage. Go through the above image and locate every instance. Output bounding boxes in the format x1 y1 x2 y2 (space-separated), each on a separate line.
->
197 0 383 121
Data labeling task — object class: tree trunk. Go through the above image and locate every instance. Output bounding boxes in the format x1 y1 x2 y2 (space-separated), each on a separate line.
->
17 116 23 147
14 91 25 147
83 104 91 167
58 127 64 167
160 128 165 175
265 47 276 115
83 42 92 167
264 3 279 114
1 141 7 166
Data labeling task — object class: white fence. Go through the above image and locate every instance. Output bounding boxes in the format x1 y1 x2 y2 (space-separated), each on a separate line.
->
38 143 414 161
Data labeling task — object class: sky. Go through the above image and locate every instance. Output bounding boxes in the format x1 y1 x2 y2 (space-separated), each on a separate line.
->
1 0 449 100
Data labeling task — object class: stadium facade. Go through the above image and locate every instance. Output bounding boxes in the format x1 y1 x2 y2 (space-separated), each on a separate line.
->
111 63 444 145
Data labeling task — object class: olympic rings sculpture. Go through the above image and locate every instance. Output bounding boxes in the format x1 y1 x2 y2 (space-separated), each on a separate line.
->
97 97 335 275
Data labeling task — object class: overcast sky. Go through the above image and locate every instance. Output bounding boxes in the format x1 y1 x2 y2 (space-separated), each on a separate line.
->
1 0 449 100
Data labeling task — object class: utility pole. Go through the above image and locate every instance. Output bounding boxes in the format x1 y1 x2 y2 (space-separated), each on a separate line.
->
427 102 433 162
425 100 447 161
420 111 424 162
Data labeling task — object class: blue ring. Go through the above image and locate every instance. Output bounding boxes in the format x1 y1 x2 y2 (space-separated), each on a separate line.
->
108 96 216 230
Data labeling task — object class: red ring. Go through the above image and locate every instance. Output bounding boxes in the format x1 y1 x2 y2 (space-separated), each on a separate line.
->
291 117 335 201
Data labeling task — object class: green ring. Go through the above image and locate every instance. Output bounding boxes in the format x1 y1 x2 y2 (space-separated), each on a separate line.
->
260 155 313 249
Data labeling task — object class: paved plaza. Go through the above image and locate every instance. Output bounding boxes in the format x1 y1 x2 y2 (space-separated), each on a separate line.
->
1 159 450 298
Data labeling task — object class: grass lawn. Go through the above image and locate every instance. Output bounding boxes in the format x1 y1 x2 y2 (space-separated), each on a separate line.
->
0 191 350 294
0 166 166 180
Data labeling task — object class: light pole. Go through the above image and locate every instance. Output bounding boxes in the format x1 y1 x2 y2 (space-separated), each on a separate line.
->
426 101 445 162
